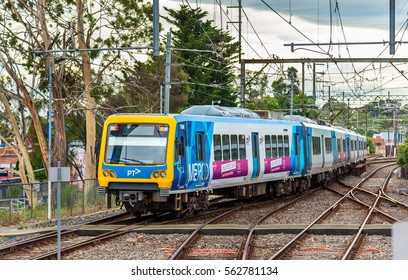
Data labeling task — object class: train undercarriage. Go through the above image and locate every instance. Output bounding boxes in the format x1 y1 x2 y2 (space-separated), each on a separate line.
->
107 165 355 217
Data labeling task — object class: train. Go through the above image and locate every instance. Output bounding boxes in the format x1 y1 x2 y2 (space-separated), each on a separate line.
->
97 105 367 217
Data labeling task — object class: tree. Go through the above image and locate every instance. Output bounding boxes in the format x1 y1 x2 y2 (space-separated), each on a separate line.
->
271 67 313 116
0 0 155 190
100 55 188 115
397 141 408 178
163 4 240 107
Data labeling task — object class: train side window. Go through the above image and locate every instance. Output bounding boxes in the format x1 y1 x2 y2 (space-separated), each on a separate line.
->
325 137 332 153
239 135 246 159
271 135 278 157
265 135 271 158
222 134 230 160
231 135 238 160
294 134 299 156
283 135 289 156
312 136 321 155
196 133 205 161
179 136 185 156
213 134 222 161
175 138 179 162
277 135 284 157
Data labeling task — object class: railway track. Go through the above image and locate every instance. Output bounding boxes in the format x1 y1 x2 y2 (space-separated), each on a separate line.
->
169 188 333 260
0 160 404 260
262 163 397 260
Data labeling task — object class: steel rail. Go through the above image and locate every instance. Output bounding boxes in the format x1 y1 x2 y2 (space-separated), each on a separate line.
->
341 166 398 260
241 188 321 260
0 211 131 257
268 163 396 260
169 207 241 260
324 186 400 223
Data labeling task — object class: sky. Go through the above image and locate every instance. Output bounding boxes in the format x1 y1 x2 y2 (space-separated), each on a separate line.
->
164 0 408 108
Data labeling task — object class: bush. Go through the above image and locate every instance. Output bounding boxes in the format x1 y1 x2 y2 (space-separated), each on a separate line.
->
397 142 408 168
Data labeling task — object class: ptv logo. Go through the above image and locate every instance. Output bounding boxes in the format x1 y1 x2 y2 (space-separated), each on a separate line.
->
127 168 141 177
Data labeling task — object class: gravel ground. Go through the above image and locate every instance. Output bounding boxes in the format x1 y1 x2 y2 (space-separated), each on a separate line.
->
262 189 343 224
249 234 297 259
355 235 392 260
285 235 352 260
183 234 243 260
63 232 189 260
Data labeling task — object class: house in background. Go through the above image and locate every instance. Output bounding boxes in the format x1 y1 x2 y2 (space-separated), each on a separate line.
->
0 145 18 170
372 131 404 157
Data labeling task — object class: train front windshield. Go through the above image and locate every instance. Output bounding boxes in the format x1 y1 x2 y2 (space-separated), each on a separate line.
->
105 123 169 165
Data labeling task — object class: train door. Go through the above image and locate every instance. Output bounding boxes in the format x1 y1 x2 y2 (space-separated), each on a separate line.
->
321 135 325 168
346 136 351 162
306 130 312 173
291 131 301 175
176 124 187 188
251 132 260 179
356 137 360 160
332 132 337 167
194 131 206 187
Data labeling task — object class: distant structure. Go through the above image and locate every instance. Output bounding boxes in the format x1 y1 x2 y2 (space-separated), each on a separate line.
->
0 146 18 169
372 131 404 157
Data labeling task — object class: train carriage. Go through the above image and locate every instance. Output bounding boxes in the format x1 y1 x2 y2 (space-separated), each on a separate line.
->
98 105 366 217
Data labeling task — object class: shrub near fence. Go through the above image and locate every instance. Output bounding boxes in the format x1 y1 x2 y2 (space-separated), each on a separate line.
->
0 178 112 226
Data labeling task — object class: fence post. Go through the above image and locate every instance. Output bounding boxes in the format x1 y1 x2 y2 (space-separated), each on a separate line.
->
31 183 33 219
82 179 85 214
8 186 11 223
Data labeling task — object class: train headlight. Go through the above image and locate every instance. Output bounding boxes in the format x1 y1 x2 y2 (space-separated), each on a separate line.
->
160 171 166 178
109 171 116 178
103 170 109 177
153 171 160 178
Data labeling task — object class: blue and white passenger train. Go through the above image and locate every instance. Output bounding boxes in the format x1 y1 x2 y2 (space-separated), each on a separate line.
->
98 105 367 217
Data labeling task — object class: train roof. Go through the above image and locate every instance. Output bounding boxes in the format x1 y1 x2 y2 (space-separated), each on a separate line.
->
181 105 260 118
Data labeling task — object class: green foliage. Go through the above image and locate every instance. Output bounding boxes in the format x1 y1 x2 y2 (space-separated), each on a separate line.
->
18 222 27 230
367 137 375 154
397 142 408 168
269 67 314 116
61 184 76 209
7 186 22 199
246 96 279 111
163 5 240 107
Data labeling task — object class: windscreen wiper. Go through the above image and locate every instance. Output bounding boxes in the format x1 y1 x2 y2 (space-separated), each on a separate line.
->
123 158 147 165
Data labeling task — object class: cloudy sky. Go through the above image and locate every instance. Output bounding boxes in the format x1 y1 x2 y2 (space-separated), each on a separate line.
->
164 1 408 107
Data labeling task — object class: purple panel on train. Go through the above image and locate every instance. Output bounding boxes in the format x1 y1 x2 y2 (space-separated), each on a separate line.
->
263 157 291 174
212 160 248 179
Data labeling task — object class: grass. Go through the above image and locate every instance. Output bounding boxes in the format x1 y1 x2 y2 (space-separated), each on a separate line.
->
0 192 109 227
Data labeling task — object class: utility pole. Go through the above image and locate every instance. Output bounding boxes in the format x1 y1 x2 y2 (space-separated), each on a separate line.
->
240 59 245 108
228 1 244 107
394 108 398 156
289 69 294 116
312 63 316 104
347 98 350 129
390 0 395 54
164 32 171 114
227 1 242 63
153 0 160 56
301 62 305 112
328 85 332 124
47 60 53 219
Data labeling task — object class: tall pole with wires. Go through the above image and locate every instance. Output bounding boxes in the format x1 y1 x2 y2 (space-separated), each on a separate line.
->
164 32 172 114
289 69 294 116
390 0 395 55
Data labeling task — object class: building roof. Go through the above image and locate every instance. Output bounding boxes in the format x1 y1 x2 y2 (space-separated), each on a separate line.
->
0 148 18 165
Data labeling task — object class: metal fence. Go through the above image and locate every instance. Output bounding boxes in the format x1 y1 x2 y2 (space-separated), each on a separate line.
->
0 178 110 225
